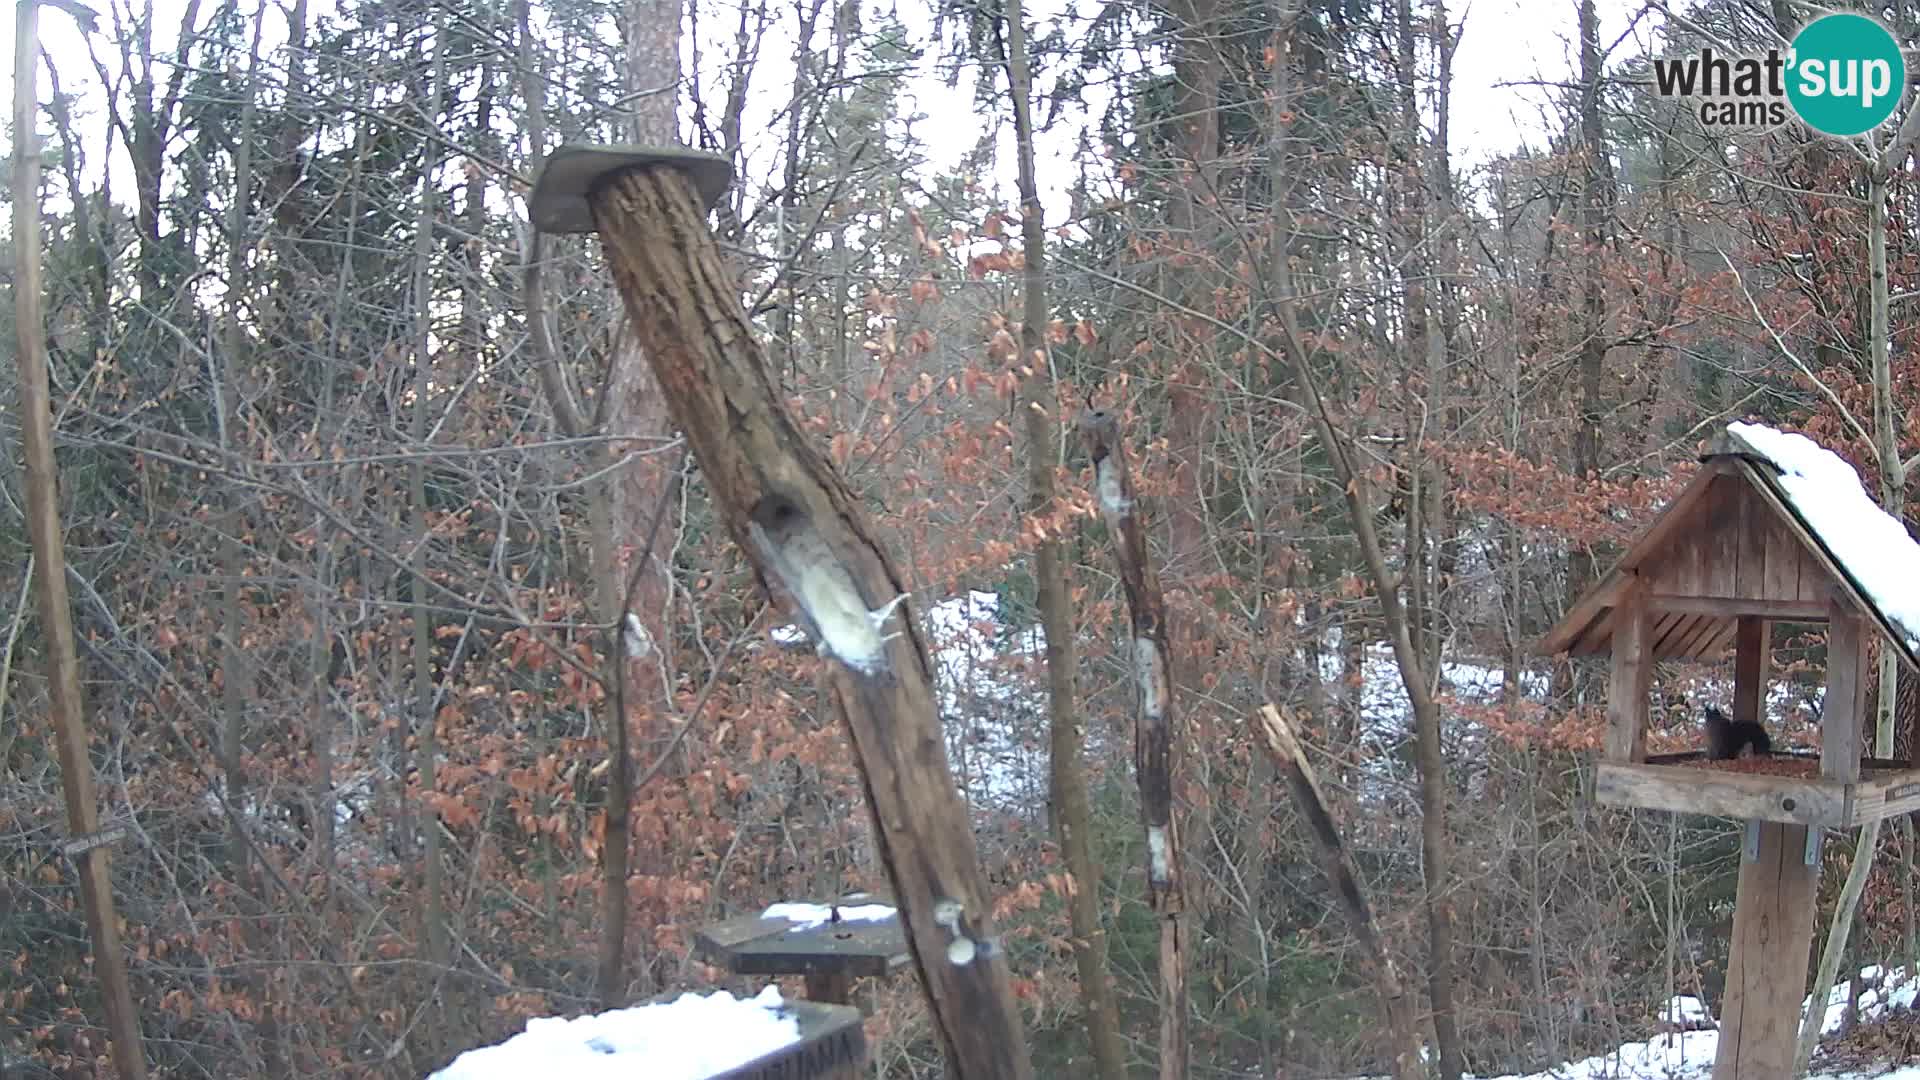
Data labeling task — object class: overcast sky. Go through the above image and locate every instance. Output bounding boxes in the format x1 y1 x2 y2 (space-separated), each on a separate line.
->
5 0 1646 237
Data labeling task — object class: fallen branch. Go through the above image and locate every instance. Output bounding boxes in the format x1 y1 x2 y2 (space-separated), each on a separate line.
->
1255 704 1423 1080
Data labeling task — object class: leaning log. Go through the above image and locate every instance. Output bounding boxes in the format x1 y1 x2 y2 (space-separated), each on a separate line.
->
1255 704 1423 1080
531 148 1033 1078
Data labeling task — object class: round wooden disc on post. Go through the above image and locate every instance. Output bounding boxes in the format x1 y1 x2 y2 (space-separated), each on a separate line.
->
528 144 734 234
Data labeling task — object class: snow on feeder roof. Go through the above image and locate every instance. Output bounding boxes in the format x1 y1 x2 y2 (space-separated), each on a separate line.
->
1540 421 1920 675
1723 422 1920 659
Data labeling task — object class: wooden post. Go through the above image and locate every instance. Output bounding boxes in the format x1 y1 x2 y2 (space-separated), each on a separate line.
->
804 972 855 1005
1732 616 1768 735
1079 410 1188 1079
1714 822 1819 1079
11 4 148 1076
533 152 1033 1078
1607 576 1652 763
1713 613 1819 1077
1826 596 1869 783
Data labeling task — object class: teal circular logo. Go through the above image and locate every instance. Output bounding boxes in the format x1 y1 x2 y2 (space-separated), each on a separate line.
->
1787 13 1906 137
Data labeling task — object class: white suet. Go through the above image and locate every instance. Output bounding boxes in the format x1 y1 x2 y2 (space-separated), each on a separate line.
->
1096 457 1132 517
1146 825 1171 885
749 494 911 679
623 612 654 659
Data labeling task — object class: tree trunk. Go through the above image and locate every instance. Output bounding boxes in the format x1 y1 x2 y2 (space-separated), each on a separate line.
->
516 0 569 959
12 4 149 1073
1083 411 1190 1080
409 19 450 1057
1571 0 1613 602
596 0 684 1008
1002 2 1128 1074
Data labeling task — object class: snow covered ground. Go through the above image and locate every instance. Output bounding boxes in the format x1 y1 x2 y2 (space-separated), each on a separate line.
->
428 965 1920 1078
1455 968 1920 1080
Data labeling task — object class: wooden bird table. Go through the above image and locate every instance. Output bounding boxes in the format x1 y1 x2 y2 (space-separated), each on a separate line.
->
695 900 912 1006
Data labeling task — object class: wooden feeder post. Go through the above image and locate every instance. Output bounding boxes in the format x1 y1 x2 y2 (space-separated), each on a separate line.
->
1541 429 1920 1080
1716 608 1815 1079
527 147 1034 1078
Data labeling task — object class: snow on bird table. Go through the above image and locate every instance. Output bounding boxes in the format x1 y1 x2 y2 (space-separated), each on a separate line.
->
1727 422 1920 656
761 901 897 930
427 986 800 1080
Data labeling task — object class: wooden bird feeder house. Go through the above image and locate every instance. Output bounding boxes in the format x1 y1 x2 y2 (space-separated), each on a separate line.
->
1541 422 1920 1078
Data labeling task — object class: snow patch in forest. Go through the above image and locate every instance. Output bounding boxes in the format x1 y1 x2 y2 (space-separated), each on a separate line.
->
923 590 1049 813
1438 968 1920 1080
760 901 896 929
1661 994 1712 1028
1330 638 1550 747
1728 422 1920 656
426 985 798 1080
765 589 1048 813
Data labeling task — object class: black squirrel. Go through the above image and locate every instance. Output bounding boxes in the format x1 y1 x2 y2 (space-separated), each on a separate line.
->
1704 705 1771 760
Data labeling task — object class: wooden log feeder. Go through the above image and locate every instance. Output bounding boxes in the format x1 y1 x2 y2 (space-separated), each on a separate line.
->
527 146 1034 1077
1539 424 1920 1079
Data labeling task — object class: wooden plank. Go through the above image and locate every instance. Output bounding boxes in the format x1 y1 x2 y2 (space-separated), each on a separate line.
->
1608 579 1653 763
1733 617 1769 734
1762 506 1802 607
695 912 798 957
1674 613 1727 659
1798 541 1831 605
710 1001 868 1080
727 916 910 979
1649 611 1696 658
1706 475 1742 597
1647 595 1828 620
1849 767 1920 825
1826 597 1869 783
1734 482 1768 600
1572 614 1615 656
1714 821 1821 1080
1594 762 1849 826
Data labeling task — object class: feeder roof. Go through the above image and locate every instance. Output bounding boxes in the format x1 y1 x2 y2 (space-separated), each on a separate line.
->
1538 422 1920 671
